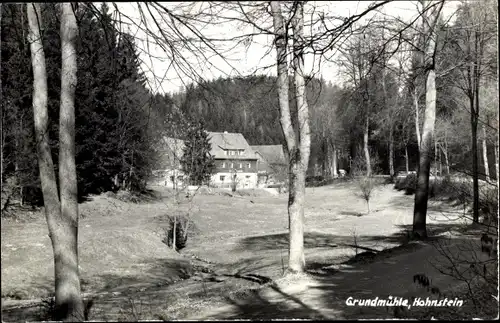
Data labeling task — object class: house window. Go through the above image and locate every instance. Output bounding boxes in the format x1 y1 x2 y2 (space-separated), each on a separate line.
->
247 163 251 168
222 162 226 168
239 163 243 169
224 150 227 155
220 175 225 182
230 163 234 168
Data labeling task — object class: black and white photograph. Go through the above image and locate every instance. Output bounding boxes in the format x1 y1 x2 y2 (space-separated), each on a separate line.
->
1 1 498 321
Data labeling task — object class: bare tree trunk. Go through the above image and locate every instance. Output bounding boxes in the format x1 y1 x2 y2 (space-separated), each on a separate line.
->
28 3 84 321
291 0 310 273
438 141 442 177
332 144 338 178
412 0 444 239
0 4 2 182
321 139 327 177
389 126 394 177
443 130 450 175
434 139 438 178
172 215 177 250
495 139 499 185
482 124 490 182
405 145 410 173
57 3 84 320
471 102 479 223
271 1 310 274
18 117 24 206
271 1 300 272
414 88 421 151
128 150 134 191
443 147 449 175
471 121 480 222
413 70 437 239
364 116 371 177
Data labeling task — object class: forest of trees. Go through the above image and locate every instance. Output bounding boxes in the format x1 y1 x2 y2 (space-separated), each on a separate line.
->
1 3 175 204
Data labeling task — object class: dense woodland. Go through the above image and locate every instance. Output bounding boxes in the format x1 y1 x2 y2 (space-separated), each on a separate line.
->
1 1 498 206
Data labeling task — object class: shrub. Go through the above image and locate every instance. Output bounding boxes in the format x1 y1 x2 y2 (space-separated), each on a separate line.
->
357 176 377 214
37 296 56 321
394 173 417 195
306 175 324 183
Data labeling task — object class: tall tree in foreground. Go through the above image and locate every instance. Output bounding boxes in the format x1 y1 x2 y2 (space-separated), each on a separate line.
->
27 3 84 320
412 0 444 239
271 0 311 273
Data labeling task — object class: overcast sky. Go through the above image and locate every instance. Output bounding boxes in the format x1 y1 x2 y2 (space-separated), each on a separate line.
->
106 1 460 95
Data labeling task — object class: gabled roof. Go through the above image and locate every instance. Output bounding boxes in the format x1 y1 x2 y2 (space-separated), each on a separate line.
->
251 145 287 165
207 132 257 160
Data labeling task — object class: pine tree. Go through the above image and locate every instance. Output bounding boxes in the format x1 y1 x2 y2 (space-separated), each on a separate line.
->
180 122 215 186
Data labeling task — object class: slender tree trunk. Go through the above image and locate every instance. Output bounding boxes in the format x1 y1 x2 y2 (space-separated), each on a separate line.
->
443 147 449 175
434 139 438 178
438 141 442 177
14 122 21 205
471 106 479 223
0 130 3 182
405 145 410 173
414 88 421 151
172 215 177 250
322 139 327 177
495 139 499 185
0 4 2 182
18 117 24 206
57 3 84 320
332 143 338 178
443 130 450 175
471 28 483 223
364 116 371 177
271 1 306 274
389 126 394 178
413 0 443 239
482 125 490 182
128 150 134 191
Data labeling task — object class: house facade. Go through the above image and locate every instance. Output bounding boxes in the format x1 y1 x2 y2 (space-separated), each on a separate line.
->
207 131 258 189
250 145 287 187
156 132 260 189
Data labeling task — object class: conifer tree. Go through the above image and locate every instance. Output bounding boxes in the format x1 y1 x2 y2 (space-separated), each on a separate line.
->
180 122 215 186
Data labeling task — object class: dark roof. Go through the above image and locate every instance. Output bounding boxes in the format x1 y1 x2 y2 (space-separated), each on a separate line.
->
207 132 257 160
251 145 287 165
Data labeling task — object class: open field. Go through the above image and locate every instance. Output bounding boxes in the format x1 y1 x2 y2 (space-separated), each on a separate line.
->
1 181 495 320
